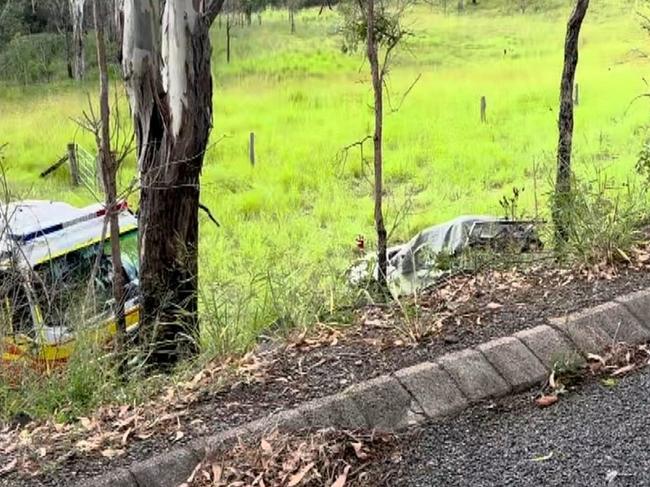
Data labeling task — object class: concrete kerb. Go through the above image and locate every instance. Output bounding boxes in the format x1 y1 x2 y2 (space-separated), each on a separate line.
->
477 336 547 391
297 391 367 430
393 362 468 418
129 446 203 487
513 325 574 370
615 289 650 332
344 374 424 430
79 288 650 487
549 300 650 355
437 348 511 402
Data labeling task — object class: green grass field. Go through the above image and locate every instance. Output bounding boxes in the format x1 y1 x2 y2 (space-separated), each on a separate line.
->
1 0 649 354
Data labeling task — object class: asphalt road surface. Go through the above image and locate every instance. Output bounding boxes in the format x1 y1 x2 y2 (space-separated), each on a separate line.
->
394 369 650 486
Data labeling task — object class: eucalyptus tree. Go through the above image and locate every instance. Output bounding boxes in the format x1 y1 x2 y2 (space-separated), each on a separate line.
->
69 0 84 79
554 0 589 245
121 0 224 367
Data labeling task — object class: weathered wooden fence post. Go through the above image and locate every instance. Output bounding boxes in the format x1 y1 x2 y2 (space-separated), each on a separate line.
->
249 132 256 166
480 96 487 123
67 143 80 186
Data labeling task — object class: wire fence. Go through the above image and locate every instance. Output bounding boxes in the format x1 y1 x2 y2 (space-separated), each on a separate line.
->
76 145 103 198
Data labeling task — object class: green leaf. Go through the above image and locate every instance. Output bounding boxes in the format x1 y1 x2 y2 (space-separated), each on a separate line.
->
601 378 618 388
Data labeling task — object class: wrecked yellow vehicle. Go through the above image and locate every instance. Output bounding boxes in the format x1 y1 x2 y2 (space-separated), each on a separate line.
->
1 200 139 370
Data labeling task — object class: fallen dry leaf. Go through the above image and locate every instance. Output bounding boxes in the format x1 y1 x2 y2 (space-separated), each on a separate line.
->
535 395 559 408
531 451 554 462
179 461 204 487
79 417 94 431
75 439 101 453
100 448 124 459
330 465 351 487
260 438 273 455
587 353 606 366
611 364 636 376
351 442 368 460
287 462 315 486
121 427 133 446
211 464 222 483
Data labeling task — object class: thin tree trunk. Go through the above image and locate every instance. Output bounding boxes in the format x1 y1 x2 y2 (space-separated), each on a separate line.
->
122 0 224 367
554 0 589 245
226 17 231 63
114 0 124 64
51 0 74 79
70 0 85 80
93 0 127 351
65 29 74 79
366 0 387 286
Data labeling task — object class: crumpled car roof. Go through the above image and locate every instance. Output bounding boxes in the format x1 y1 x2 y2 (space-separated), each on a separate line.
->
350 215 541 296
1 200 137 269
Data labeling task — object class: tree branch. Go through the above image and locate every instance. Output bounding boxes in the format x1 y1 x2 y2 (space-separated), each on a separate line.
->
199 202 221 227
205 0 226 23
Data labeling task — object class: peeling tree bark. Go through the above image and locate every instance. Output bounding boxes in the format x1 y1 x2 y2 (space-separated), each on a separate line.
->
554 0 589 245
122 0 224 367
70 0 85 80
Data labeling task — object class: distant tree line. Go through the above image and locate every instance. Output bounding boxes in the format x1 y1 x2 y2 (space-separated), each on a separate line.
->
0 0 334 83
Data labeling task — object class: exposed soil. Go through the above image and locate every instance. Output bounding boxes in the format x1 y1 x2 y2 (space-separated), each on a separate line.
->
5 258 650 487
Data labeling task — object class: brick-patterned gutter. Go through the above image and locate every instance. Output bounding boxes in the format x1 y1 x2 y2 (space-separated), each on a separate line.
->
79 289 650 487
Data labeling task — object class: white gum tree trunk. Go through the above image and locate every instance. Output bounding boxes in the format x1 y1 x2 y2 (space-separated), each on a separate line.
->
70 0 85 80
121 0 224 367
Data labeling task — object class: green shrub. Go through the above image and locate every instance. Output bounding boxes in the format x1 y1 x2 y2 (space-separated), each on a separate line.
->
0 1 27 46
553 171 649 265
0 33 67 84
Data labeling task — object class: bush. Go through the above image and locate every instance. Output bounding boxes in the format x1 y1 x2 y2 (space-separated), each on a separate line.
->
0 33 67 84
0 1 27 46
553 171 649 265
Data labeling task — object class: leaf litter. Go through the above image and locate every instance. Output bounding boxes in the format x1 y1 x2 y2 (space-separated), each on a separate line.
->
180 429 400 487
0 350 272 479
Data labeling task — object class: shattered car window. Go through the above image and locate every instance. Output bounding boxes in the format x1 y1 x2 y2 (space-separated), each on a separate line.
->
33 230 140 330
0 271 33 337
34 244 113 330
104 229 138 281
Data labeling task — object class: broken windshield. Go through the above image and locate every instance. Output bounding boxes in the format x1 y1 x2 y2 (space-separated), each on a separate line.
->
33 230 139 331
